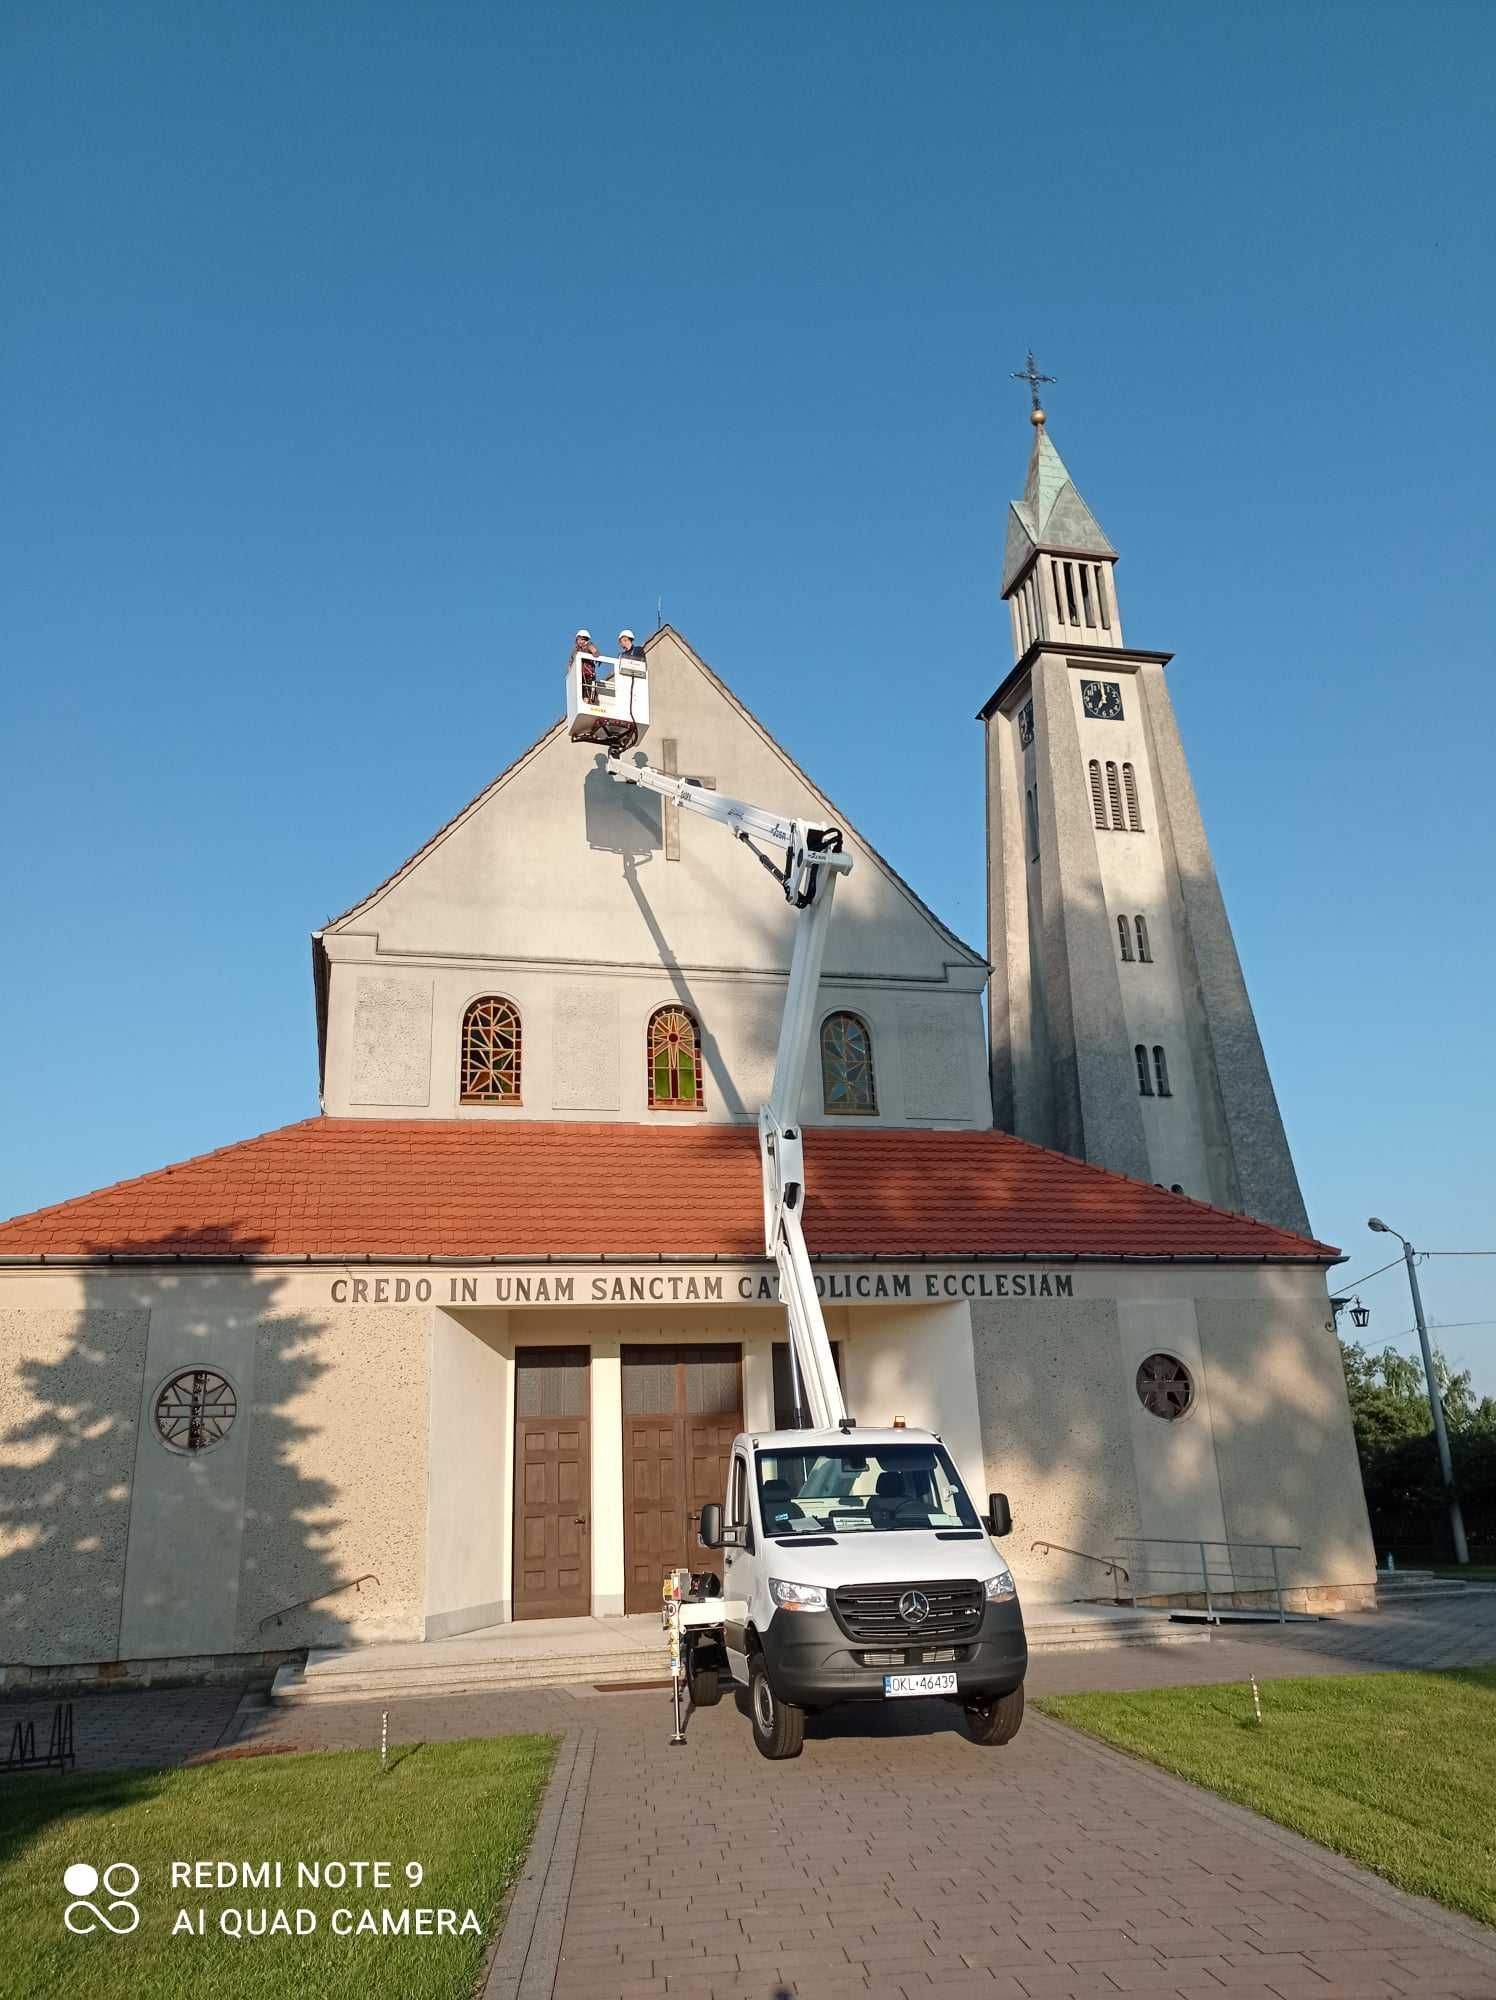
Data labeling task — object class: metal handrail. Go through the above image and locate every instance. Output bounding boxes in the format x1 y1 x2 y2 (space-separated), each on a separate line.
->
1115 1537 1301 1623
258 1573 381 1632
1030 1540 1133 1604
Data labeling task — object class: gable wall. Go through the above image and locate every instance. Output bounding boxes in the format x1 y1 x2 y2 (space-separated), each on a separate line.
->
320 632 990 1128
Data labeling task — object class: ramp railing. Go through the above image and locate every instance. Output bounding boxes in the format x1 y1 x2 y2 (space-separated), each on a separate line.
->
1115 1537 1302 1622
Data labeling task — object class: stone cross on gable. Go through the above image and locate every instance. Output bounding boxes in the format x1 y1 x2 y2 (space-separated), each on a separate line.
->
658 738 716 861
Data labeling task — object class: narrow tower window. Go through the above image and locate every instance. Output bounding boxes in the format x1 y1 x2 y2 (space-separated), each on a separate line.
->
1123 762 1144 831
460 996 522 1103
1062 562 1079 624
1025 785 1039 861
1135 914 1151 962
1088 761 1107 830
1117 915 1133 962
1106 761 1125 830
1135 1044 1153 1096
1094 565 1112 631
648 1006 704 1109
1152 1045 1171 1097
1079 564 1095 627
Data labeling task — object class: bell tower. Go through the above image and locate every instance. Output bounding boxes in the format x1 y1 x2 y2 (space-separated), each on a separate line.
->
982 380 1310 1235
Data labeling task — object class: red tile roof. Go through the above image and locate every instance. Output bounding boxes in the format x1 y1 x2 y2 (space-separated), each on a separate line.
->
0 1119 1336 1263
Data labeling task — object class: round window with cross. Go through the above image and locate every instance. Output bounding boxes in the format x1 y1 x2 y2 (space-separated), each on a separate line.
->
154 1368 238 1454
1135 1352 1193 1421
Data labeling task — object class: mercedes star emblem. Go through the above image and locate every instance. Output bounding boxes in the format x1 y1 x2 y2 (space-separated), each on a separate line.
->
898 1589 930 1626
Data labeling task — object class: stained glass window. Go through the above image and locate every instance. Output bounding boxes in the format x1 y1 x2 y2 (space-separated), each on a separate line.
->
820 1011 876 1115
460 996 522 1103
648 1006 703 1109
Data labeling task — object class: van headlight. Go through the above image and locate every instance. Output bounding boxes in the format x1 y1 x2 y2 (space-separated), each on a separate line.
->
983 1567 1016 1603
769 1579 827 1613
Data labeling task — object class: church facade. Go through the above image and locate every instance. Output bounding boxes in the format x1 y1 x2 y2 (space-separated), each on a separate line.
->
0 421 1376 1683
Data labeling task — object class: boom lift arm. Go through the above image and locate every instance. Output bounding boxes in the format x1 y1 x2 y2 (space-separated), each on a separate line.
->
609 758 854 1429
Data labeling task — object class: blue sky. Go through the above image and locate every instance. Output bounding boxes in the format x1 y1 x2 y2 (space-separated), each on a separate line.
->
4 3 1493 1384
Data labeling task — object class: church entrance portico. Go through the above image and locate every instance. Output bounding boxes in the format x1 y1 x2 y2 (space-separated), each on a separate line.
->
486 1294 991 1626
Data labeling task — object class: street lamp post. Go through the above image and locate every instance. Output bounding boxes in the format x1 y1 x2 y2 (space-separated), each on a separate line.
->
1368 1217 1470 1565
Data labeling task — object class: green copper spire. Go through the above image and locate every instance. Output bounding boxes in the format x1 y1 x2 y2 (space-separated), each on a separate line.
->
1001 416 1115 596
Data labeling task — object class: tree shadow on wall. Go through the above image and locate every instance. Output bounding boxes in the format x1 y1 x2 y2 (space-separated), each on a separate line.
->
0 1232 360 1798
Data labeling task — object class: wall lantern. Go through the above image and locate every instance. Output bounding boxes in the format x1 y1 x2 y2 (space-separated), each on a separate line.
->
1350 1298 1370 1330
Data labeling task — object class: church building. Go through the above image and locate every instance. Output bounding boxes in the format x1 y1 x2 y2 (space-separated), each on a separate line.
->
0 412 1376 1683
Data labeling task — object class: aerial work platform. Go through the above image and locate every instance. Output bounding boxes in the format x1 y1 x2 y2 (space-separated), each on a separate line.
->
566 628 651 751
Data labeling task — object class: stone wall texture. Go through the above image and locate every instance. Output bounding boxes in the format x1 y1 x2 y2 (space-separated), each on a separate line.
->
0 1308 150 1662
236 1307 428 1649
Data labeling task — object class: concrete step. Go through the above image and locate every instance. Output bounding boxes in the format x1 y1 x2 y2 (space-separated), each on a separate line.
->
1026 1613 1210 1652
272 1618 1208 1706
1376 1575 1469 1602
272 1649 671 1705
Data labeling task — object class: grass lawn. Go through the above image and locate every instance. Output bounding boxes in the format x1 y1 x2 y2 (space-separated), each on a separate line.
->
0 1732 555 1999
1039 1669 1496 1925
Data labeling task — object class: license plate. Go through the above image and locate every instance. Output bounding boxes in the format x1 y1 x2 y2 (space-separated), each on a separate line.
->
883 1671 957 1698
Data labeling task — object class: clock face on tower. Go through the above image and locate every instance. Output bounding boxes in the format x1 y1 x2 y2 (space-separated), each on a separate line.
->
1081 679 1124 721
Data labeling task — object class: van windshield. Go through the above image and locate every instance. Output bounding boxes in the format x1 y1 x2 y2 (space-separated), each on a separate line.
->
755 1442 981 1535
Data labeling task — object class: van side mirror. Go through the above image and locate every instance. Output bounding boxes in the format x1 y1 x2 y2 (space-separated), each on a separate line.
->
699 1503 723 1550
986 1493 1013 1538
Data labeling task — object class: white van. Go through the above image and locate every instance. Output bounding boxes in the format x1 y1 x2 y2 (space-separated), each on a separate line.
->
695 1427 1027 1759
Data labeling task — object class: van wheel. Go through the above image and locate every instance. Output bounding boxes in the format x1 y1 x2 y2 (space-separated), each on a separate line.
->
965 1683 1024 1746
749 1659 804 1759
689 1662 721 1708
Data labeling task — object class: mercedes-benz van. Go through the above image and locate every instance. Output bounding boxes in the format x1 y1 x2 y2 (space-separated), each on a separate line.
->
695 1427 1027 1759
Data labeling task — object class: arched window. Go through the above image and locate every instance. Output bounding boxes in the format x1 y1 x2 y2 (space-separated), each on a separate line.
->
1123 762 1143 830
1135 1044 1152 1096
648 1006 704 1109
1105 761 1125 830
821 1011 877 1115
1088 760 1107 830
1152 1045 1171 1097
460 996 521 1103
1117 915 1133 962
1135 914 1151 962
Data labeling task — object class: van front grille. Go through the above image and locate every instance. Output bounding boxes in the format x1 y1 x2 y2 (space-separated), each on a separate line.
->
832 1579 984 1645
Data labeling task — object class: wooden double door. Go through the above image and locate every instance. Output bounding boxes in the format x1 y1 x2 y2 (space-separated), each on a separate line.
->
513 1348 591 1620
622 1344 742 1614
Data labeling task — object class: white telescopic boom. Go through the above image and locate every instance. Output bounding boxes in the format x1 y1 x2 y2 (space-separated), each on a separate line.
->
609 758 853 1429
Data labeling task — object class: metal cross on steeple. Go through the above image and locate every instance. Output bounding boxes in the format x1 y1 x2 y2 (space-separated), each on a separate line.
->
1011 348 1056 417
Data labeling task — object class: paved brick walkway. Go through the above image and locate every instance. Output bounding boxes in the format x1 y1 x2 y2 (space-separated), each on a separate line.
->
533 1698 1496 2000
7 1599 1496 1997
0 1681 243 1771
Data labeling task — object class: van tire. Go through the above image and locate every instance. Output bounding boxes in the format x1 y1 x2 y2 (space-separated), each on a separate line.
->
689 1663 721 1708
749 1659 804 1759
965 1683 1024 1746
